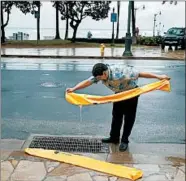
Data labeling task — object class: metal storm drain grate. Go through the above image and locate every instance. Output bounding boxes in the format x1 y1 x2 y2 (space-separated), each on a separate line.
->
28 136 109 153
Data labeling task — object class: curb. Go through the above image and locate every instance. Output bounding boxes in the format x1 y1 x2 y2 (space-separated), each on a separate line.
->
1 54 184 61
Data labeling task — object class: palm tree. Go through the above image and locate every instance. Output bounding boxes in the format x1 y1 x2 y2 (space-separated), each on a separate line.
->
54 1 60 39
65 2 69 40
116 1 120 39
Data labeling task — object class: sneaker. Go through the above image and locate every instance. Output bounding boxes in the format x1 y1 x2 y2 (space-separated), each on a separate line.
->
119 142 128 152
101 137 119 144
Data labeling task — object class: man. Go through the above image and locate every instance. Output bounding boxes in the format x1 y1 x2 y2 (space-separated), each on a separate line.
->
135 27 139 37
66 63 170 151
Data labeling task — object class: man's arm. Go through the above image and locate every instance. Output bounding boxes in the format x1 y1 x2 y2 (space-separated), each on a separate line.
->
66 79 92 93
139 72 170 80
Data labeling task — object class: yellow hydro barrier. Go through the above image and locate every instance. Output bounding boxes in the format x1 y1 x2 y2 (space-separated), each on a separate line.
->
25 148 143 180
65 80 171 106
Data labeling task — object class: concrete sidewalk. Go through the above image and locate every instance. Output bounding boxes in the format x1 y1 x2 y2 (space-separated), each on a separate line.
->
1 47 185 60
1 139 185 181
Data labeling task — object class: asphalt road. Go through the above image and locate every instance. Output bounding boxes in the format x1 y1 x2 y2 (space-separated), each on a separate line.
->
1 58 185 143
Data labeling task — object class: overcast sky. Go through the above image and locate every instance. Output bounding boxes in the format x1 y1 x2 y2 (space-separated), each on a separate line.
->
6 1 185 32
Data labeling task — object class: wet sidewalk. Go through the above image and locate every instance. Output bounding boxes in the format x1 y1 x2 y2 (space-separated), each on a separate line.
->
1 139 185 181
1 47 185 60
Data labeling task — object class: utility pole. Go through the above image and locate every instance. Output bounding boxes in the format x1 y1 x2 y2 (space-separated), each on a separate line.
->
153 14 157 37
116 1 120 39
111 8 115 45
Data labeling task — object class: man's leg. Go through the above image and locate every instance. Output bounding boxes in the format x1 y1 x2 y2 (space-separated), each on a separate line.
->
102 101 124 143
120 96 139 151
122 96 139 143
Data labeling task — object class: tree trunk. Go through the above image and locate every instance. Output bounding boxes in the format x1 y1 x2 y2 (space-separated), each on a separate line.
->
65 18 69 40
65 17 69 40
116 1 120 39
65 3 68 40
55 1 60 39
70 19 80 43
1 1 5 43
72 25 78 42
37 3 40 40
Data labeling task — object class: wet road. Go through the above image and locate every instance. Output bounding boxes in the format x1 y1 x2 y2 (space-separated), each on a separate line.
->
1 58 185 143
1 47 185 59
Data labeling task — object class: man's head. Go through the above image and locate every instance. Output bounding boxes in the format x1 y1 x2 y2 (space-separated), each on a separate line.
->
92 63 108 80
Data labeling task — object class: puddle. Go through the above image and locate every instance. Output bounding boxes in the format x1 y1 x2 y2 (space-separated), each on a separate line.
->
13 91 25 94
1 88 11 93
42 96 56 99
166 65 185 68
166 156 186 167
41 82 64 88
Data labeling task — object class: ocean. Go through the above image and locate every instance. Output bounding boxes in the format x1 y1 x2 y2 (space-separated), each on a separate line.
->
5 27 160 40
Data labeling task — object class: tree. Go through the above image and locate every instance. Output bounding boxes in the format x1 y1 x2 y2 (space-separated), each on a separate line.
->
55 1 69 40
16 1 41 40
58 1 111 42
1 1 41 44
65 3 69 40
52 1 61 39
1 1 14 43
30 1 41 41
162 1 177 5
116 1 120 39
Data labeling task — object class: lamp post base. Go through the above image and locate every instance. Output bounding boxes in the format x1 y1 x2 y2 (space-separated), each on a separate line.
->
123 33 133 56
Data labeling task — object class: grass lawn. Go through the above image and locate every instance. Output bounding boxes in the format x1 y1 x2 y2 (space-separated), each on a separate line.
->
1 39 158 48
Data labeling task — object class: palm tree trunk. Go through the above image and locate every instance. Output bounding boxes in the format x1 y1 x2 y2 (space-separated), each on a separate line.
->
116 1 120 39
55 1 60 39
65 3 69 40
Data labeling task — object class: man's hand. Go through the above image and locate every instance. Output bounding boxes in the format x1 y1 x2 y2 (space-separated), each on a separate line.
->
157 75 171 80
139 72 171 80
66 88 75 93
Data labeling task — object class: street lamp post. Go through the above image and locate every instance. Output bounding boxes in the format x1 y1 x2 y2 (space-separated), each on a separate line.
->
123 1 132 56
153 11 161 37
134 5 145 26
157 22 162 36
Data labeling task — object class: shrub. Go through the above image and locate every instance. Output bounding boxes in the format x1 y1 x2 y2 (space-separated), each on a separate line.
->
137 36 162 46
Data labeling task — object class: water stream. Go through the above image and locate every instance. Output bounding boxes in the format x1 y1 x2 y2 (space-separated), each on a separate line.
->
79 105 83 122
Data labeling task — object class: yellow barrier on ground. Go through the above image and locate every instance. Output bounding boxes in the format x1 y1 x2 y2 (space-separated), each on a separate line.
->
65 80 171 106
25 148 143 180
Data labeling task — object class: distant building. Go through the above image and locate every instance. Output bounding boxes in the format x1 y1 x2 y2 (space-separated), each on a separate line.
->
9 32 29 40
